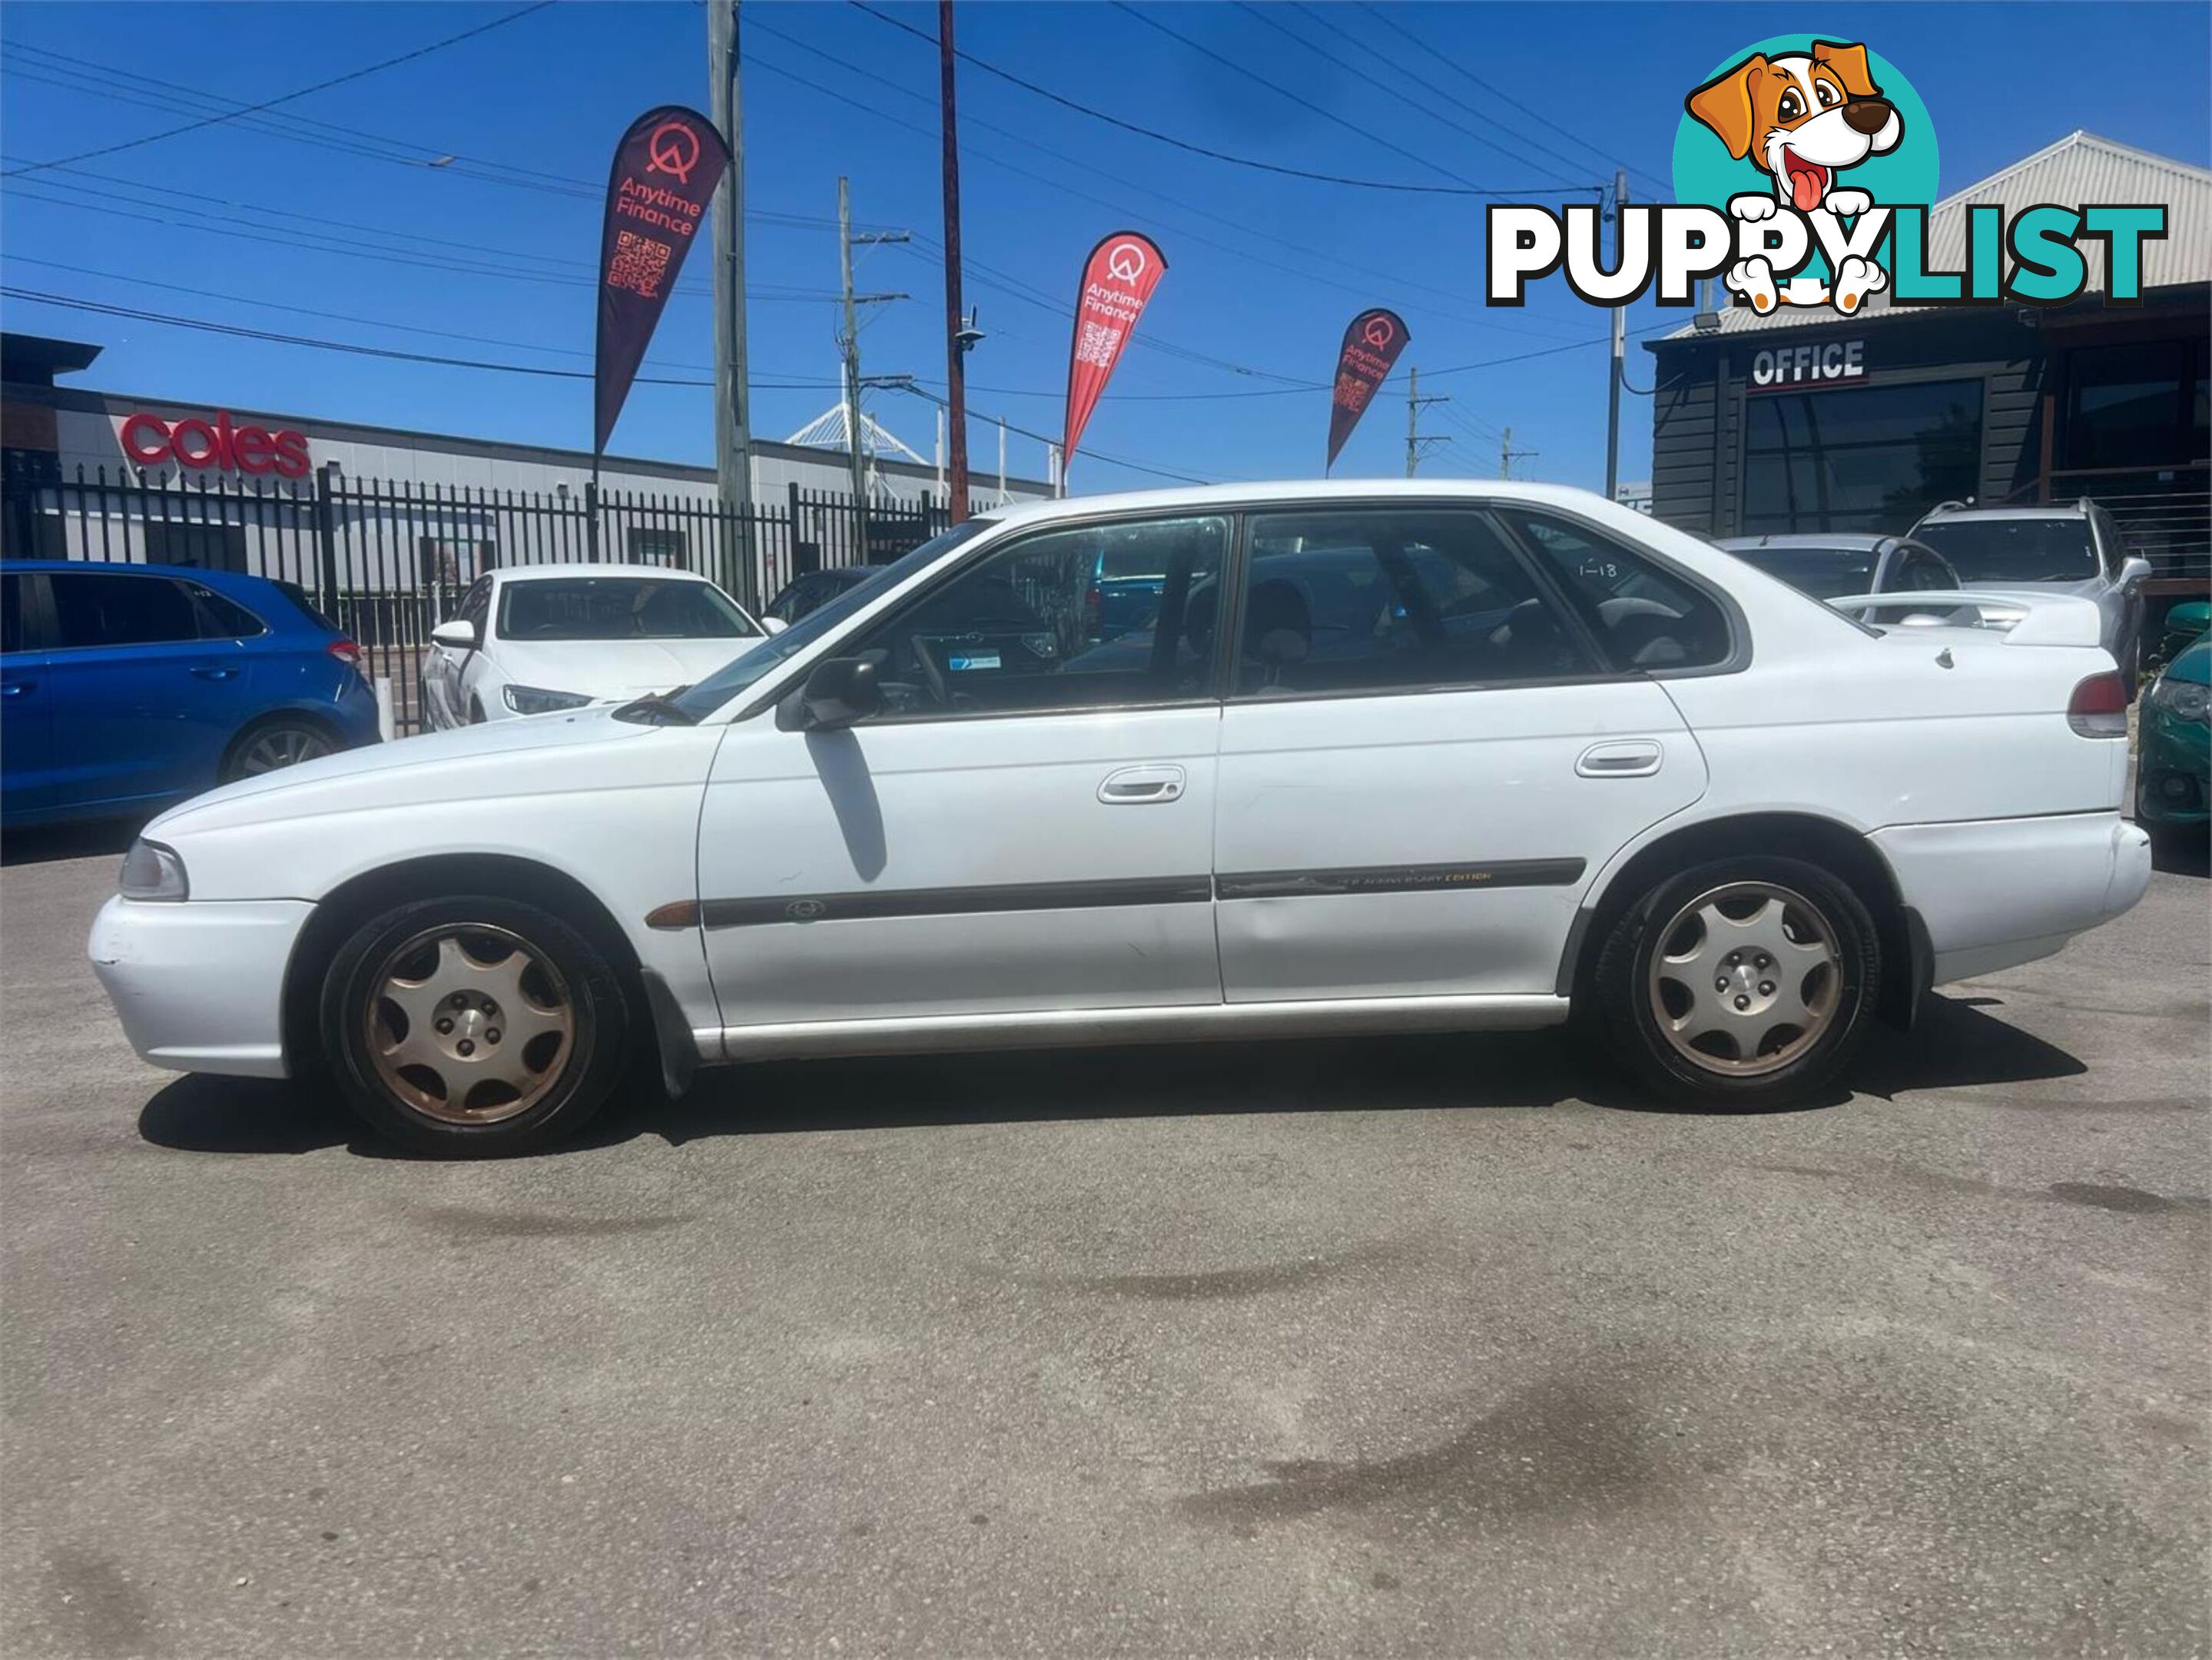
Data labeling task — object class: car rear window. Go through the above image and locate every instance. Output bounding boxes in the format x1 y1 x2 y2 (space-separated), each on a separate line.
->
1734 546 1878 599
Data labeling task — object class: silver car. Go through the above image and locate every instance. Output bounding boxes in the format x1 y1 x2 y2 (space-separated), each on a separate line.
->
1715 533 1962 603
1909 500 2153 691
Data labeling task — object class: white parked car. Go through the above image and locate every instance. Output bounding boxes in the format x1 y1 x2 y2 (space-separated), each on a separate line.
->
91 482 2150 1155
420 564 770 728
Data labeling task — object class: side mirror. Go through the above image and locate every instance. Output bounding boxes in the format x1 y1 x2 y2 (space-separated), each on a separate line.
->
791 656 880 730
430 619 479 650
2118 555 2153 592
760 615 788 636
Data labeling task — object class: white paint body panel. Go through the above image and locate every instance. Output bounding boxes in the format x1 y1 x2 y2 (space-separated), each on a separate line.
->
81 480 2153 1082
1215 682 1706 999
698 706 1222 1027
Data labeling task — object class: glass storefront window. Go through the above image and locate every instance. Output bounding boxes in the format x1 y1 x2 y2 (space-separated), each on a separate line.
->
2063 338 2209 470
1742 379 1982 534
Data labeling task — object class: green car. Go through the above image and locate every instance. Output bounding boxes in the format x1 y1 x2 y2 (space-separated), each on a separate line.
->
2155 599 2211 669
2138 634 2210 852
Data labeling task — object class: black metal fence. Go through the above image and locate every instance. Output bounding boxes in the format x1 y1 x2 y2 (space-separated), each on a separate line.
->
1 459 953 734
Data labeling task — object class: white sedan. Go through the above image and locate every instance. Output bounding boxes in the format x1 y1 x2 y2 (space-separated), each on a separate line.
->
419 563 770 727
91 482 2150 1155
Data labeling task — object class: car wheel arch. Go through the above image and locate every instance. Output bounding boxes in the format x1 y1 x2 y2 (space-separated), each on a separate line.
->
280 852 658 1085
1559 810 1918 1027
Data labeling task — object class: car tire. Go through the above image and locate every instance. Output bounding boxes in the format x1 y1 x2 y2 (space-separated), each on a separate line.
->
320 895 630 1157
221 717 336 782
1593 855 1881 1111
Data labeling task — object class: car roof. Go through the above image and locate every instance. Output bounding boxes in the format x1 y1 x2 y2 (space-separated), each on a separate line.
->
974 478 1653 533
1714 534 1895 553
1915 502 2091 523
2 558 289 590
491 563 715 584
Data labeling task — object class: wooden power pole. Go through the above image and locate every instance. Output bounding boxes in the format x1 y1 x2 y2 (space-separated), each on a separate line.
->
938 0 970 522
708 0 754 599
1404 366 1450 476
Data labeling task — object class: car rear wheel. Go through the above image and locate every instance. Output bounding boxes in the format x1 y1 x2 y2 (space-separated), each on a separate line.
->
320 895 628 1156
223 719 333 782
1594 855 1880 1110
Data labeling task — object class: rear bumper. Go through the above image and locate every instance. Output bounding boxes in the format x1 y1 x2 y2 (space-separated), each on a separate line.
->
1872 810 2151 984
88 895 310 1078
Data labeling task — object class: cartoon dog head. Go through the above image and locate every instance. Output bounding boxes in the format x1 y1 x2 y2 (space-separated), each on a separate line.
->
1686 42 1903 213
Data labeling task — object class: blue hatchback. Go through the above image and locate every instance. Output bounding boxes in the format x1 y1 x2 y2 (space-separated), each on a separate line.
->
2 561 380 828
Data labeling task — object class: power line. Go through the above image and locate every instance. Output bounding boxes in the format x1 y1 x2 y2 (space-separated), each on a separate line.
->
1249 3 1599 191
847 0 1532 196
1110 2 1517 195
2 4 555 179
741 15 1584 337
1350 3 1673 198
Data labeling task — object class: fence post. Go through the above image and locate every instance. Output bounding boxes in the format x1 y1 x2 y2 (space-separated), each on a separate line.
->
585 478 600 560
314 462 341 609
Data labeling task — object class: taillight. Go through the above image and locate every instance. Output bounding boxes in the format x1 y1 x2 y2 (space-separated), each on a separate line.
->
2067 671 2128 738
327 638 364 672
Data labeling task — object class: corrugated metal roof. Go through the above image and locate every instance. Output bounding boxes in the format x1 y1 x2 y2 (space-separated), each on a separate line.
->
1660 131 2211 338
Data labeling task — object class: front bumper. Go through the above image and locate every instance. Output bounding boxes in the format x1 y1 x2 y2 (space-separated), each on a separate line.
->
88 895 312 1078
2135 709 2210 828
1870 810 2152 984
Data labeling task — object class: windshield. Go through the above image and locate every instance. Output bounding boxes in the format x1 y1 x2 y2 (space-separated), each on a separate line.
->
1914 520 2099 583
499 577 758 641
668 520 997 720
1733 546 1878 599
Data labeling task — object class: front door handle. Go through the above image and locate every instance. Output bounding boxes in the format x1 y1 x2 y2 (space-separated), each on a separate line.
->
188 665 239 682
1577 740 1663 779
1099 764 1186 805
1 679 32 698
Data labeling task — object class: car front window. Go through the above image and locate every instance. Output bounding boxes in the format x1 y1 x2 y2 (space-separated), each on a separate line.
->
668 520 997 720
1915 520 2099 583
498 577 758 642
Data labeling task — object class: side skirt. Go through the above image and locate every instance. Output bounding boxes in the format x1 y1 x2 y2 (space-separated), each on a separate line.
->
698 993 1571 1064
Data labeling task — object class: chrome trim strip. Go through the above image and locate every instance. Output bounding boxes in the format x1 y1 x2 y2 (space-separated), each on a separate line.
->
714 992 1571 1061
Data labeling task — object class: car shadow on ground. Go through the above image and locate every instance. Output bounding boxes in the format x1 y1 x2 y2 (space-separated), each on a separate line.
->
2 819 138 868
135 991 2087 1160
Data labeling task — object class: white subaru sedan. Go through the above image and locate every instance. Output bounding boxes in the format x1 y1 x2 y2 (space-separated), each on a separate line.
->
419 563 767 727
91 483 2150 1155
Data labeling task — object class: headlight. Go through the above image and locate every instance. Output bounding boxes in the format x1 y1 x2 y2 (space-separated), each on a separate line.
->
502 684 594 715
2150 676 2210 722
118 838 188 901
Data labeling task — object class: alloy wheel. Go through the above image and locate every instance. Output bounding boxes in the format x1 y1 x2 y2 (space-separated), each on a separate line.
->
364 925 575 1124
1646 881 1841 1077
237 726 332 775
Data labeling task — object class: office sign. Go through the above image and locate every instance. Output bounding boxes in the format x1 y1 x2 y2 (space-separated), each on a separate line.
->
1748 338 1867 390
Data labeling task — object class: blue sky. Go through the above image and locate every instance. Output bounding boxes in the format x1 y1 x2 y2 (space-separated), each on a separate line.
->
2 1 2205 495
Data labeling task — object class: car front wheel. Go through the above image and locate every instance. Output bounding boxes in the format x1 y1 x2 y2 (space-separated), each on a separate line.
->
1594 855 1880 1110
320 895 628 1155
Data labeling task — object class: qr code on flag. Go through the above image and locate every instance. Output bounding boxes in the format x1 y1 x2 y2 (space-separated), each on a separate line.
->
607 231 674 298
1075 320 1124 368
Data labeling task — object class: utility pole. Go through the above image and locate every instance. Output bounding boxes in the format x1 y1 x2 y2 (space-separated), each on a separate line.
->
938 0 971 522
838 176 867 553
1500 426 1540 479
1603 167 1627 504
1404 366 1451 476
708 1 754 600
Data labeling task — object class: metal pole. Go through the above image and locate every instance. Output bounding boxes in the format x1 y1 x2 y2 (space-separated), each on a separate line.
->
1500 427 1511 480
1404 366 1418 478
837 176 867 556
1603 168 1627 503
997 417 1007 502
710 1 754 600
938 0 970 522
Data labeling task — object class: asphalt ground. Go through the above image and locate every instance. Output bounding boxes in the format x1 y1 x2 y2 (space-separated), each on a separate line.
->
2 824 2206 1658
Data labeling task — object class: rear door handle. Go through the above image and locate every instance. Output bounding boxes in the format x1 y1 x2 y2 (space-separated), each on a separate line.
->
1 679 32 697
1577 740 1662 779
1099 764 1186 805
188 665 239 682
